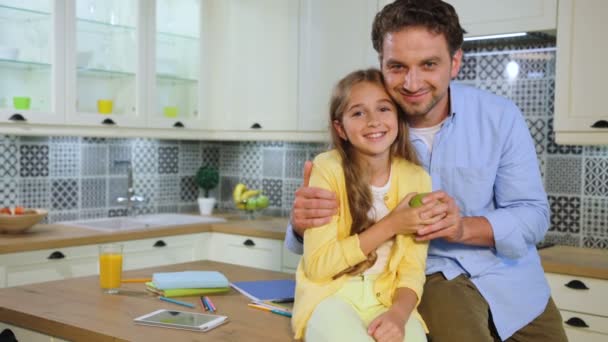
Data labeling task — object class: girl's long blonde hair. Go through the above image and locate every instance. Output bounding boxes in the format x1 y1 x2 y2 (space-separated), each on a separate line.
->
329 68 420 277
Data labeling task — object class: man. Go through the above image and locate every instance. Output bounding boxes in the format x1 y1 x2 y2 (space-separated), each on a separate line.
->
285 0 567 341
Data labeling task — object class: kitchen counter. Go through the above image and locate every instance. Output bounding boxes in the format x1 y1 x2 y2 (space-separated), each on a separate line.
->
0 260 294 341
539 245 608 280
0 214 290 254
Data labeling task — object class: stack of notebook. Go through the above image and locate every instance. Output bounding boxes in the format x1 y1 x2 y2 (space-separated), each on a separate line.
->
145 271 230 297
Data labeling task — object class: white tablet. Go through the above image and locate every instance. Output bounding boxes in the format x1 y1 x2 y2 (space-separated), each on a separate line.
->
134 309 228 332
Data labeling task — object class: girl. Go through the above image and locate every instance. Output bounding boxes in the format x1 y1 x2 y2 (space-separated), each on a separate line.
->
292 69 435 342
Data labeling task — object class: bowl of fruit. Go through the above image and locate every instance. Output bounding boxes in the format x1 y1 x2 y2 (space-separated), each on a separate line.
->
232 183 270 219
0 206 48 234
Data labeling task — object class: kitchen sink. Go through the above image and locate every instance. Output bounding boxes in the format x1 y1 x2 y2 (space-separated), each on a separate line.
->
60 213 226 232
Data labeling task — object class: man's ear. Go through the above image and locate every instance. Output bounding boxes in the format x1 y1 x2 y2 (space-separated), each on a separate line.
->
333 120 348 141
450 48 463 79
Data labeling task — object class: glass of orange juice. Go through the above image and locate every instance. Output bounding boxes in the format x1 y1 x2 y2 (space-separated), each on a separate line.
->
99 244 123 294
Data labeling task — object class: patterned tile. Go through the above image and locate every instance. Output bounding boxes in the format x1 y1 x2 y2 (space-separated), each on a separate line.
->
178 203 198 214
81 178 107 209
19 144 49 177
477 80 511 98
180 176 197 202
584 158 608 196
158 146 178 174
19 179 50 209
79 209 107 219
262 141 285 148
285 149 307 179
514 52 553 80
109 145 131 175
0 178 18 207
239 146 262 177
478 54 510 80
0 139 19 177
134 176 158 204
547 78 555 114
582 197 608 238
201 145 220 169
83 137 107 144
456 54 477 81
263 149 284 178
543 232 580 248
511 79 548 117
547 118 583 155
548 195 580 233
282 179 302 213
51 179 78 210
262 178 283 208
50 142 80 178
219 146 240 176
179 141 201 175
220 176 239 208
584 145 608 157
108 177 128 206
108 208 128 217
158 176 179 203
545 156 582 195
582 236 608 249
525 117 547 155
158 204 179 213
48 211 79 223
82 145 108 176
132 140 158 175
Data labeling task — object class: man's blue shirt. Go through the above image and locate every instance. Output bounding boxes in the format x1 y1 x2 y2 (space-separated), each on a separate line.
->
285 82 550 340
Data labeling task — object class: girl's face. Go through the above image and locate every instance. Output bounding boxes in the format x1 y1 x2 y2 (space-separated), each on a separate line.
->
333 81 399 161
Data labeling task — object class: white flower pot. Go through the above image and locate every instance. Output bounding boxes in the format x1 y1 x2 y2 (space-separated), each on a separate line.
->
198 198 216 216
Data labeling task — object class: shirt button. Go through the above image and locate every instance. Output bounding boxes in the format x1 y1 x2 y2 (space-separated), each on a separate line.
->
383 196 389 201
376 292 381 297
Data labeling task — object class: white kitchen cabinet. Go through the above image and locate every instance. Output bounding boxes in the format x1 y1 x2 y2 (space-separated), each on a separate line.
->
444 0 556 38
553 0 608 145
0 0 65 125
297 0 380 132
546 273 608 341
200 0 299 132
0 322 67 342
207 232 283 271
281 243 300 274
122 233 208 271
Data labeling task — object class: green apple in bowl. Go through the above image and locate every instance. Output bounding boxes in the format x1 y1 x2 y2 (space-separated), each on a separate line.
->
255 195 269 210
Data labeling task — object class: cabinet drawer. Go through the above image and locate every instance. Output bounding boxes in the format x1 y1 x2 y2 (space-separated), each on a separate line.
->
547 273 608 317
208 233 282 271
561 310 608 341
282 244 301 273
0 322 57 342
122 235 202 271
0 245 97 266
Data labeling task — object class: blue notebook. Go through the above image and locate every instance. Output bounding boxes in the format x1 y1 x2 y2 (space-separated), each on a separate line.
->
230 279 295 302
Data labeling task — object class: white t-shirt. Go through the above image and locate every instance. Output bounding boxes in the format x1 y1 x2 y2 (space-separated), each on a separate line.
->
409 119 445 152
364 169 394 275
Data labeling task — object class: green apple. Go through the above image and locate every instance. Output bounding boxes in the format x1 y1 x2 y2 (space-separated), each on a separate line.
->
255 195 269 209
409 193 429 208
246 197 257 211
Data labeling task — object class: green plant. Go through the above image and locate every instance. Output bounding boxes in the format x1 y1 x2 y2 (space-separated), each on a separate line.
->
195 165 219 198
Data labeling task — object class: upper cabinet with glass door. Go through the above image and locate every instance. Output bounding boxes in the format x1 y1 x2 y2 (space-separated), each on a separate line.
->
65 0 143 127
147 0 202 130
0 0 64 125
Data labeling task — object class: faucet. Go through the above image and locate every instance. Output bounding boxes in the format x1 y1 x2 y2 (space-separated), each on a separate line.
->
114 160 146 216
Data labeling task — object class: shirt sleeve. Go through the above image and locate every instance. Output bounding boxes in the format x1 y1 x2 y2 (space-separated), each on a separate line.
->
484 103 550 259
302 161 367 282
284 222 304 255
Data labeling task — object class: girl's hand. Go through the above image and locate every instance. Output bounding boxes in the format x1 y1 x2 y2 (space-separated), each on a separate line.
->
367 308 406 342
385 192 445 236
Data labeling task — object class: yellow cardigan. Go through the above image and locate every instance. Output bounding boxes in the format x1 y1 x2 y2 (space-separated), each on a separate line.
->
292 150 432 339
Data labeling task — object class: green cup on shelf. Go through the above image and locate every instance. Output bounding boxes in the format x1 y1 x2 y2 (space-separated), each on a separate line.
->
13 96 31 110
163 106 178 118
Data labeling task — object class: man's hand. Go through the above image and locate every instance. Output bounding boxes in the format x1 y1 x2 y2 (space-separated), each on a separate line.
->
291 161 338 236
415 190 464 243
383 192 445 236
367 308 406 342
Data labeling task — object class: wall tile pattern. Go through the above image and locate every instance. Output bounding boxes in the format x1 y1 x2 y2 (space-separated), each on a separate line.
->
0 41 606 249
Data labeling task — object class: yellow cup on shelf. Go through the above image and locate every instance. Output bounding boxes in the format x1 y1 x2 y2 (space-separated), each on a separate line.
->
97 99 113 114
163 106 178 118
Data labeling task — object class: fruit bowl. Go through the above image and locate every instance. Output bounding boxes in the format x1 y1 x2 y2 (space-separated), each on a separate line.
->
0 209 48 234
232 183 269 220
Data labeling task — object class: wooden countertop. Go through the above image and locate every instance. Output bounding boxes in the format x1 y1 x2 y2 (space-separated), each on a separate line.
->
539 245 608 280
0 214 290 254
0 261 294 341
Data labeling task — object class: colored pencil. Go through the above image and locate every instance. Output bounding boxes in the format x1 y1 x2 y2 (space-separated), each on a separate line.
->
121 278 152 283
159 296 195 308
200 296 209 311
204 296 217 312
248 303 292 317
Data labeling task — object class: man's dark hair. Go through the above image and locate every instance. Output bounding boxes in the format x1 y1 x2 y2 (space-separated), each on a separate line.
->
372 0 466 57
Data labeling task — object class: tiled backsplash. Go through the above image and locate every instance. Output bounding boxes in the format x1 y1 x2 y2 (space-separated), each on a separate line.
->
0 39 607 249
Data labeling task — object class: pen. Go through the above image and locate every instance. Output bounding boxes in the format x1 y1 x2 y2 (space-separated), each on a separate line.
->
121 278 152 283
248 303 292 317
271 298 294 303
204 296 216 312
159 296 195 308
200 296 209 311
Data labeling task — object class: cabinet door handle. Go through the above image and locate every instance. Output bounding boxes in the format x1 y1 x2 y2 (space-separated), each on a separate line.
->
9 113 27 122
250 123 262 129
173 121 185 128
243 239 255 247
101 118 116 125
564 280 589 290
591 120 608 128
153 240 167 247
48 251 65 260
564 317 589 328
0 328 17 341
